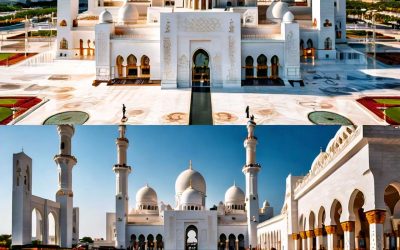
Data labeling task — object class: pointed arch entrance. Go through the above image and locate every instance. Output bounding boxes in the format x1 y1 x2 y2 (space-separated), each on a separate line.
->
185 225 198 250
192 49 210 87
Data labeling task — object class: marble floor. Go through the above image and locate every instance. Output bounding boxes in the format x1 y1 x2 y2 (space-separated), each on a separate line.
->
0 57 399 125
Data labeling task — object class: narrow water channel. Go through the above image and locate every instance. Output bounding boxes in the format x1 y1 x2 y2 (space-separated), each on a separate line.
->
189 86 213 125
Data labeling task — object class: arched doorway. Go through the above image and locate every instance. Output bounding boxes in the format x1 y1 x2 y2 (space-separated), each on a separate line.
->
130 234 137 249
116 56 124 78
147 234 155 250
127 55 138 78
156 234 163 250
245 56 254 80
228 234 236 250
141 55 150 78
271 56 279 79
48 212 56 245
238 234 245 250
384 184 400 250
185 225 198 250
32 208 43 244
330 200 344 249
138 234 145 249
306 39 315 58
256 54 268 79
192 49 210 87
349 190 369 250
218 234 226 250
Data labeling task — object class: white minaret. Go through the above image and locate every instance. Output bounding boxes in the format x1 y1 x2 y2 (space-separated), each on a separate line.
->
113 125 132 249
12 151 32 246
242 117 261 249
54 125 77 248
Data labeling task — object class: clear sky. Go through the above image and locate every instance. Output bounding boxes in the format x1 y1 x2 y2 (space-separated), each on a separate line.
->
0 125 339 239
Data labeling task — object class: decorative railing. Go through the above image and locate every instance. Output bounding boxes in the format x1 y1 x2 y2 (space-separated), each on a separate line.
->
241 34 281 40
294 126 360 193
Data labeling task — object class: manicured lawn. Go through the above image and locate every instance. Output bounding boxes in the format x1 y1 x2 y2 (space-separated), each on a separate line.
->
385 107 400 123
374 98 400 105
0 53 15 60
0 98 18 105
0 107 12 122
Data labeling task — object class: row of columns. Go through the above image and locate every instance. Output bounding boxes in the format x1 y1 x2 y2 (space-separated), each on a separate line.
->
292 210 391 250
218 239 240 250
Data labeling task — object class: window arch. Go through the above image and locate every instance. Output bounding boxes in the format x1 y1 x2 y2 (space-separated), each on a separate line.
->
59 20 67 26
257 54 268 78
324 37 332 50
60 38 68 50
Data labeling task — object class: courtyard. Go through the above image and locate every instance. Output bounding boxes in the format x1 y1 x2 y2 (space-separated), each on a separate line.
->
0 53 399 125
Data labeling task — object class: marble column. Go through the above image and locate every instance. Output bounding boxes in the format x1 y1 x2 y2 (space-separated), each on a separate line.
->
300 231 307 250
292 234 300 250
366 210 386 250
225 240 229 250
325 225 337 250
306 230 314 250
235 239 239 250
314 228 323 250
341 221 355 250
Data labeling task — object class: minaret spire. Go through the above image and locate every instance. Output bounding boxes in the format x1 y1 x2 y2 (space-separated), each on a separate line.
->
242 117 261 249
113 124 131 249
54 125 77 248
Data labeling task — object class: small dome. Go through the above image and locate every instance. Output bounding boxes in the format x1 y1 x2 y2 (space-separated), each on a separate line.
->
118 0 139 25
175 162 206 195
181 186 202 206
224 184 245 205
266 1 289 20
99 9 113 23
136 184 158 205
282 11 294 23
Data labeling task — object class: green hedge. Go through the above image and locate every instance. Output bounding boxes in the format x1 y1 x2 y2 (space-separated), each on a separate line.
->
0 7 56 22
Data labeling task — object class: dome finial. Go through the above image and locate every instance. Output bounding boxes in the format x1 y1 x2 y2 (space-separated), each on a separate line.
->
189 160 192 170
320 147 323 153
233 180 236 186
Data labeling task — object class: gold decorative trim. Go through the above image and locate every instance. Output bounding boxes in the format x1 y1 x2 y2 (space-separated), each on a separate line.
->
306 230 315 238
292 234 300 240
299 231 307 239
325 225 336 234
341 221 355 232
314 228 323 236
366 210 386 224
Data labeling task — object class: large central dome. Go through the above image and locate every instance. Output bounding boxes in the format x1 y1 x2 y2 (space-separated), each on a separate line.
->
175 161 206 195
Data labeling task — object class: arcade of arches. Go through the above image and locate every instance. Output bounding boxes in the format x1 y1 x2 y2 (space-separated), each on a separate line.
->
282 183 400 250
115 55 151 79
59 38 96 57
130 233 164 250
31 208 58 245
243 54 280 84
218 233 245 250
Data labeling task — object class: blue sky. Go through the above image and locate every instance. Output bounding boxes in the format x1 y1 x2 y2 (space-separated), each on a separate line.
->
0 125 339 238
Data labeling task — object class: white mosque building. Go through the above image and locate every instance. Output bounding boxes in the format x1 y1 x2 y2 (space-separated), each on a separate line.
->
100 124 400 250
10 124 400 250
56 0 347 87
11 125 79 248
102 118 274 250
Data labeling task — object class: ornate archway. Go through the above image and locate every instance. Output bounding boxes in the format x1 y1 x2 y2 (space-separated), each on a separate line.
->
185 225 198 250
192 49 210 87
256 54 267 79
